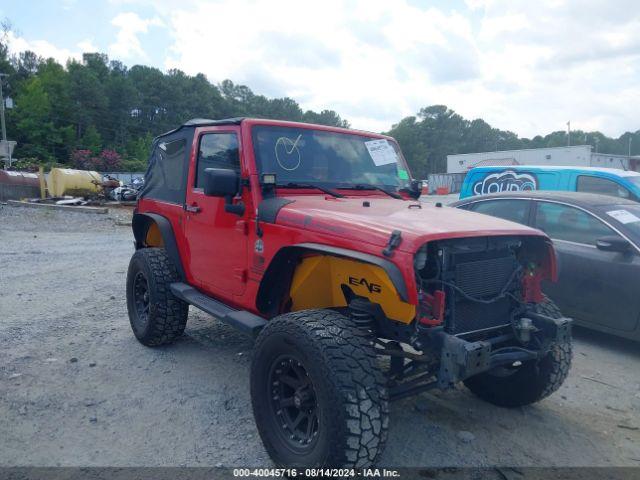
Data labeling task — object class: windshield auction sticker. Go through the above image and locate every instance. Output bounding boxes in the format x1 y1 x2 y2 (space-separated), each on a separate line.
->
364 139 398 166
606 209 640 224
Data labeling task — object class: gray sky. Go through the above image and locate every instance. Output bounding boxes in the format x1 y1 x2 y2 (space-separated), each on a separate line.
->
4 0 639 137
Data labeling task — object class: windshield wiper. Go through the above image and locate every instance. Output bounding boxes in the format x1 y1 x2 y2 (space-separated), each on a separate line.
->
278 182 344 198
344 184 403 199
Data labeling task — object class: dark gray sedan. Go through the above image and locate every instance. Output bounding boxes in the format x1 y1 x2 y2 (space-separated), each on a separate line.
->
451 191 640 341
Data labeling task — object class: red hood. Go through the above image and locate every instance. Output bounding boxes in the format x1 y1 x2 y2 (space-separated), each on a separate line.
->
275 195 546 253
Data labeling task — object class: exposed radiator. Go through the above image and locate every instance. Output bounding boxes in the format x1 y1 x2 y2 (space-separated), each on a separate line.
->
455 255 516 297
447 254 518 335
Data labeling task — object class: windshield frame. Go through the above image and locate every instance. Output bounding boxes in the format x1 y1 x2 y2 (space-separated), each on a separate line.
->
250 124 412 192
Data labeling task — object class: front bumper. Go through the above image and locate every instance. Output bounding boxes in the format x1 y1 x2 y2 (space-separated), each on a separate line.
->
432 311 572 389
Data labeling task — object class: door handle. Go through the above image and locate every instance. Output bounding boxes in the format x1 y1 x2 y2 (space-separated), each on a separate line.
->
185 204 201 213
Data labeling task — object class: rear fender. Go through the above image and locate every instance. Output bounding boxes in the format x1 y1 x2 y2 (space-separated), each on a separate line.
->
132 212 185 280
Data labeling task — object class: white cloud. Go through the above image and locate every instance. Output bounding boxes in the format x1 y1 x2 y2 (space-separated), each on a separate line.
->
6 31 84 64
6 32 105 66
77 39 98 53
162 0 481 133
466 0 640 136
108 12 163 60
155 0 640 137
61 0 78 10
8 0 640 138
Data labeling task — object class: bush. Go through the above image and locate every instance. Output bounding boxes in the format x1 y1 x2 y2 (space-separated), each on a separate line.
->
99 149 122 170
9 157 44 172
70 149 122 171
71 149 94 169
120 158 147 172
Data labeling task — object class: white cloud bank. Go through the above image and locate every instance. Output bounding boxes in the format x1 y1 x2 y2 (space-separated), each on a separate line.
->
159 0 640 136
6 31 88 65
7 0 640 137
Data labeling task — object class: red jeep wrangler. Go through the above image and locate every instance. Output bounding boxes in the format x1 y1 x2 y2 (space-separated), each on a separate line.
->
127 118 571 468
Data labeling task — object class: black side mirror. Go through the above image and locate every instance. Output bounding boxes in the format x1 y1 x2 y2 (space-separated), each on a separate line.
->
408 179 422 200
203 168 244 216
595 235 630 253
203 168 239 197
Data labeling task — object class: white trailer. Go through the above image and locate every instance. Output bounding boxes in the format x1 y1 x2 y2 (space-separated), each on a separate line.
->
447 146 591 173
447 145 637 173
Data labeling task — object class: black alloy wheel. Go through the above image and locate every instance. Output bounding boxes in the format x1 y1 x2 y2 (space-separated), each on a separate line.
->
132 271 150 329
125 248 188 346
250 310 388 468
268 355 319 451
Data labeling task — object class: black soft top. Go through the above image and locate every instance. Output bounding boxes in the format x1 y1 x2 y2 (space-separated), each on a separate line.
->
155 117 245 139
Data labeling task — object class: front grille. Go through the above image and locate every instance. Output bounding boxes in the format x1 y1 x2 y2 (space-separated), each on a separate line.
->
447 254 517 335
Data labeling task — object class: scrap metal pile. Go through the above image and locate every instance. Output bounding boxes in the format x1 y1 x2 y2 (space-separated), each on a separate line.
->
0 167 144 207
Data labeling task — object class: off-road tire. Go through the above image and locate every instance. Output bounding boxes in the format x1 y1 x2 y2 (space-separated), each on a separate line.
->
250 309 389 468
126 248 188 346
463 297 572 407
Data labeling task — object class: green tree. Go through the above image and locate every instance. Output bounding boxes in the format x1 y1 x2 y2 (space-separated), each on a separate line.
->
67 58 108 140
79 124 102 153
12 77 60 161
104 61 137 148
387 117 428 177
37 59 73 158
124 132 153 171
0 21 14 75
302 109 350 128
15 50 42 80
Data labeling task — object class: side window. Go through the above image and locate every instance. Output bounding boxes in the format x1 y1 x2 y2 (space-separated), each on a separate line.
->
195 133 240 188
468 200 530 225
577 175 630 199
141 138 187 204
534 202 616 245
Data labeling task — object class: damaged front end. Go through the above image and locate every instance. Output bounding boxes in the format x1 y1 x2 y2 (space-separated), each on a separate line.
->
379 235 571 401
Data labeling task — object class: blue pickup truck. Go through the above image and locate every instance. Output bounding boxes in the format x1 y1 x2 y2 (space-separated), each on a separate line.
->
459 166 640 201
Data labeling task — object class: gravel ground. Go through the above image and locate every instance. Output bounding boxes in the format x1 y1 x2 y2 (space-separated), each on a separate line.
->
1 204 639 468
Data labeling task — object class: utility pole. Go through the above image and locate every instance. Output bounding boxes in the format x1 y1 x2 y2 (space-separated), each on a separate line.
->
629 137 633 157
0 73 7 142
566 121 571 146
0 73 16 169
595 137 599 153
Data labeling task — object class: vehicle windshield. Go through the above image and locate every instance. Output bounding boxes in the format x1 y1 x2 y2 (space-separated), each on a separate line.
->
603 204 640 238
251 125 411 191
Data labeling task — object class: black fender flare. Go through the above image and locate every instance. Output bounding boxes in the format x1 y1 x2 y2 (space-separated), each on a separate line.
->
132 212 186 280
256 242 409 316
